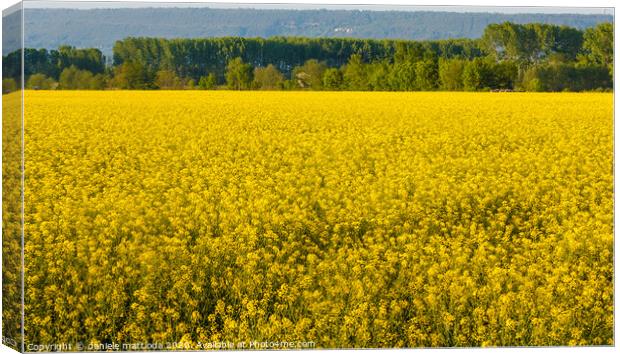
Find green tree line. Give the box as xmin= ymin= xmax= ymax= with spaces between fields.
xmin=3 ymin=22 xmax=613 ymax=93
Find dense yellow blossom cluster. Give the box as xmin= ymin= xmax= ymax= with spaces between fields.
xmin=20 ymin=91 xmax=612 ymax=348
xmin=3 ymin=92 xmax=23 ymax=348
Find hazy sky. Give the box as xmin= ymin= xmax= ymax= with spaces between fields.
xmin=22 ymin=1 xmax=614 ymax=15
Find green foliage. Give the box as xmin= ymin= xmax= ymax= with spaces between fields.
xmin=281 ymin=79 xmax=298 ymax=90
xmin=463 ymin=58 xmax=494 ymax=91
xmin=494 ymin=61 xmax=519 ymax=89
xmin=41 ymin=47 xmax=102 ymax=81
xmin=463 ymin=58 xmax=517 ymax=91
xmin=539 ymin=25 xmax=584 ymax=61
xmin=367 ymin=62 xmax=391 ymax=91
xmin=198 ymin=74 xmax=218 ymax=90
xmin=26 ymin=74 xmax=55 ymax=90
xmin=2 ymin=78 xmax=18 ymax=93
xmin=23 ymin=48 xmax=58 ymax=79
xmin=388 ymin=62 xmax=417 ymax=91
xmin=56 ymin=46 xmax=106 ymax=75
xmin=580 ymin=23 xmax=613 ymax=75
xmin=89 ymin=74 xmax=106 ymax=90
xmin=3 ymin=47 xmax=105 ymax=82
xmin=253 ymin=65 xmax=285 ymax=90
xmin=155 ymin=70 xmax=185 ymax=90
xmin=3 ymin=21 xmax=613 ymax=92
xmin=59 ymin=65 xmax=105 ymax=90
xmin=521 ymin=63 xmax=612 ymax=92
xmin=292 ymin=60 xmax=327 ymax=90
xmin=111 ymin=36 xmax=480 ymax=84
xmin=415 ymin=60 xmax=438 ymax=90
xmin=226 ymin=57 xmax=253 ymax=90
xmin=439 ymin=59 xmax=466 ymax=91
xmin=524 ymin=78 xmax=544 ymax=92
xmin=322 ymin=68 xmax=344 ymax=90
xmin=113 ymin=61 xmax=152 ymax=90
xmin=343 ymin=54 xmax=368 ymax=91
xmin=482 ymin=22 xmax=584 ymax=65
xmin=482 ymin=23 xmax=535 ymax=63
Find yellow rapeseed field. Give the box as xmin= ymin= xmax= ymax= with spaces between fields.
xmin=18 ymin=90 xmax=613 ymax=348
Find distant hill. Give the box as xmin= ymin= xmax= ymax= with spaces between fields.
xmin=3 ymin=7 xmax=613 ymax=56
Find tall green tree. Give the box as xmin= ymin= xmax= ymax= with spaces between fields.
xmin=537 ymin=25 xmax=583 ymax=61
xmin=253 ymin=64 xmax=284 ymax=90
xmin=482 ymin=23 xmax=539 ymax=64
xmin=438 ymin=59 xmax=466 ymax=91
xmin=387 ymin=62 xmax=416 ymax=91
xmin=198 ymin=74 xmax=218 ymax=90
xmin=113 ymin=60 xmax=152 ymax=89
xmin=26 ymin=74 xmax=55 ymax=90
xmin=581 ymin=22 xmax=613 ymax=75
xmin=367 ymin=62 xmax=391 ymax=91
xmin=57 ymin=45 xmax=105 ymax=75
xmin=292 ymin=59 xmax=327 ymax=90
xmin=415 ymin=60 xmax=438 ymax=90
xmin=155 ymin=70 xmax=184 ymax=89
xmin=322 ymin=68 xmax=344 ymax=90
xmin=225 ymin=57 xmax=253 ymax=90
xmin=494 ymin=61 xmax=518 ymax=89
xmin=463 ymin=58 xmax=494 ymax=91
xmin=343 ymin=54 xmax=368 ymax=91
xmin=58 ymin=65 xmax=104 ymax=90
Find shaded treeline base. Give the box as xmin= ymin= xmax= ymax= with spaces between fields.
xmin=2 ymin=22 xmax=613 ymax=93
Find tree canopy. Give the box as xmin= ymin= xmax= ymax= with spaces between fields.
xmin=3 ymin=22 xmax=613 ymax=93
